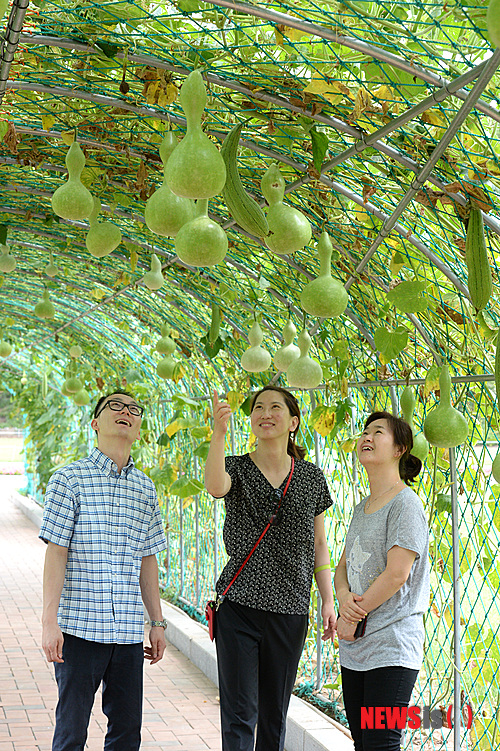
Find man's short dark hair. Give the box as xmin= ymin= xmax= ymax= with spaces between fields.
xmin=93 ymin=390 xmax=136 ymax=419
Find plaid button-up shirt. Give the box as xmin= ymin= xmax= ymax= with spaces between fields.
xmin=39 ymin=448 xmax=167 ymax=644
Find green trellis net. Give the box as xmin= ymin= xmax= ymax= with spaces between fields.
xmin=2 ymin=0 xmax=500 ymax=749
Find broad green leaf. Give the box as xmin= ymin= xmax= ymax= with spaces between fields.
xmin=386 ymin=281 xmax=428 ymax=313
xmin=169 ymin=476 xmax=204 ymax=498
xmin=374 ymin=326 xmax=408 ymax=363
xmin=310 ymin=127 xmax=329 ymax=173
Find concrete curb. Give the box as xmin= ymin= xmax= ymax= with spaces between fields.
xmin=10 ymin=490 xmax=353 ymax=751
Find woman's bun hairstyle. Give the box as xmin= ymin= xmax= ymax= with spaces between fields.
xmin=364 ymin=411 xmax=422 ymax=485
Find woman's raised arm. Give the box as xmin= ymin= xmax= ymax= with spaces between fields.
xmin=204 ymin=390 xmax=233 ymax=498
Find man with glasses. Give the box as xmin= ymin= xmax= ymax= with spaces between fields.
xmin=40 ymin=390 xmax=167 ymax=751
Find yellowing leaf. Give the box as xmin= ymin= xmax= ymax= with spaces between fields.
xmin=421 ymin=109 xmax=446 ymax=128
xmin=41 ymin=114 xmax=56 ymax=131
xmin=310 ymin=407 xmax=336 ymax=437
xmin=226 ymin=390 xmax=243 ymax=410
xmin=166 ymin=419 xmax=182 ymax=437
xmin=390 ymin=250 xmax=406 ymax=276
xmin=157 ymin=83 xmax=178 ymax=108
xmin=341 ymin=376 xmax=348 ymax=399
xmin=146 ymin=81 xmax=159 ymax=105
xmin=443 ymin=604 xmax=453 ymax=627
xmin=373 ymin=85 xmax=399 ymax=114
xmin=352 ymin=87 xmax=372 ymax=121
xmin=302 ymin=78 xmax=344 ymax=105
xmin=172 ymin=363 xmax=185 ymax=383
xmin=61 ymin=130 xmax=75 ymax=146
xmin=130 ymin=246 xmax=138 ymax=273
xmin=91 ymin=288 xmax=107 ymax=301
xmin=341 ymin=437 xmax=357 ymax=452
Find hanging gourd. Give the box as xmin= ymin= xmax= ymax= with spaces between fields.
xmin=286 ymin=329 xmax=323 ymax=389
xmin=491 ymin=452 xmax=500 ymax=483
xmin=400 ymin=385 xmax=429 ymax=462
xmin=51 ymin=141 xmax=94 ymax=221
xmin=273 ymin=319 xmax=300 ymax=372
xmin=156 ymin=326 xmax=177 ymax=379
xmin=423 ymin=364 xmax=469 ymax=448
xmin=175 ymin=199 xmax=228 ymax=267
xmin=240 ymin=320 xmax=272 ymax=373
xmin=69 ymin=344 xmax=83 ymax=359
xmin=260 ymin=164 xmax=312 ymax=255
xmin=85 ymin=197 xmax=122 ymax=258
xmin=0 ymin=244 xmax=16 ymax=273
xmin=0 ymin=0 xmax=8 ymax=19
xmin=20 ymin=371 xmax=28 ymax=386
xmin=166 ymin=69 xmax=226 ymax=199
xmin=487 ymin=0 xmax=500 ymax=47
xmin=73 ymin=387 xmax=90 ymax=406
xmin=145 ymin=132 xmax=195 ymax=236
xmin=221 ymin=122 xmax=269 ymax=238
xmin=300 ymin=231 xmax=348 ymax=318
xmin=45 ymin=251 xmax=59 ymax=278
xmin=156 ymin=325 xmax=176 ymax=356
xmin=465 ymin=204 xmax=491 ymax=311
xmin=0 ymin=337 xmax=12 ymax=358
xmin=34 ymin=289 xmax=55 ymax=319
xmin=142 ymin=253 xmax=164 ymax=290
xmin=63 ymin=374 xmax=83 ymax=394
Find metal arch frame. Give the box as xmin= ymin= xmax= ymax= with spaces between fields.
xmin=0 ymin=0 xmax=29 ymax=101
xmin=203 ymin=0 xmax=500 ymax=125
xmin=346 ymin=50 xmax=500 ymax=292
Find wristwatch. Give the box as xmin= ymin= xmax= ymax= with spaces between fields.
xmin=150 ymin=619 xmax=168 ymax=629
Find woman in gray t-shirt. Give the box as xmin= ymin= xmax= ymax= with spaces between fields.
xmin=334 ymin=411 xmax=430 ymax=751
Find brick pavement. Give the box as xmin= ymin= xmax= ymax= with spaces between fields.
xmin=0 ymin=484 xmax=221 ymax=751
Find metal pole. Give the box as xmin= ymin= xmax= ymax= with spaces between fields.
xmin=194 ymin=456 xmax=200 ymax=606
xmin=449 ymin=447 xmax=461 ymax=751
xmin=179 ymin=494 xmax=184 ymax=598
xmin=309 ymin=391 xmax=323 ymax=690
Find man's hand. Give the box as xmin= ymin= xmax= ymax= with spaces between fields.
xmin=144 ymin=626 xmax=166 ymax=664
xmin=42 ymin=623 xmax=64 ymax=663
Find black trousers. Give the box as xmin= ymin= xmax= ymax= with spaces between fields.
xmin=341 ymin=665 xmax=419 ymax=751
xmin=215 ymin=598 xmax=308 ymax=751
xmin=52 ymin=633 xmax=144 ymax=751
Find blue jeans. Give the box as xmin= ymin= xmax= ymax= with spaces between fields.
xmin=341 ymin=665 xmax=419 ymax=751
xmin=52 ymin=633 xmax=143 ymax=751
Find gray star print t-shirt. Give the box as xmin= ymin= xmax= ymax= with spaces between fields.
xmin=339 ymin=486 xmax=430 ymax=671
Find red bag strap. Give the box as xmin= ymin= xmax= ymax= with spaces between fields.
xmin=221 ymin=456 xmax=295 ymax=597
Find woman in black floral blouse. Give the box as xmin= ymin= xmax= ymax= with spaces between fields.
xmin=204 ymin=385 xmax=336 ymax=751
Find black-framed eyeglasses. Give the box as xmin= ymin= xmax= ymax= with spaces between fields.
xmin=95 ymin=399 xmax=144 ymax=419
xmin=269 ymin=488 xmax=283 ymax=526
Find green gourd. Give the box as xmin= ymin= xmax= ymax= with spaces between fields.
xmin=156 ymin=325 xmax=176 ymax=355
xmin=487 ymin=0 xmax=500 ymax=47
xmin=209 ymin=303 xmax=221 ymax=345
xmin=400 ymin=386 xmax=429 ymax=462
xmin=0 ymin=0 xmax=8 ymax=18
xmin=157 ymin=356 xmax=176 ymax=379
xmin=261 ymin=164 xmax=312 ymax=255
xmin=300 ymin=232 xmax=348 ymax=318
xmin=69 ymin=344 xmax=83 ymax=359
xmin=166 ymin=70 xmax=226 ymax=199
xmin=0 ymin=338 xmax=12 ymax=358
xmin=51 ymin=142 xmax=94 ymax=221
xmin=423 ymin=365 xmax=469 ymax=448
xmin=273 ymin=319 xmax=300 ymax=372
xmin=465 ymin=206 xmax=491 ymax=311
xmin=221 ymin=122 xmax=269 ymax=238
xmin=145 ymin=132 xmax=195 ymax=237
xmin=20 ymin=371 xmax=28 ymax=386
xmin=240 ymin=321 xmax=272 ymax=373
xmin=492 ymin=452 xmax=500 ymax=483
xmin=286 ymin=329 xmax=322 ymax=389
xmin=34 ymin=290 xmax=55 ymax=319
xmin=0 ymin=244 xmax=16 ymax=273
xmin=142 ymin=253 xmax=164 ymax=291
xmin=45 ymin=251 xmax=59 ymax=278
xmin=73 ymin=388 xmax=90 ymax=406
xmin=175 ymin=199 xmax=228 ymax=267
xmin=63 ymin=375 xmax=83 ymax=394
xmin=85 ymin=197 xmax=122 ymax=258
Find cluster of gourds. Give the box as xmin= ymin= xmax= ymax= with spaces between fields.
xmin=155 ymin=325 xmax=178 ymax=380
xmin=61 ymin=345 xmax=91 ymax=406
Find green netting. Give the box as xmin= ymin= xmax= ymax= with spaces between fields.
xmin=2 ymin=0 xmax=500 ymax=748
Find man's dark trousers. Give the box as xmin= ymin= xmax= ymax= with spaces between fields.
xmin=52 ymin=633 xmax=143 ymax=751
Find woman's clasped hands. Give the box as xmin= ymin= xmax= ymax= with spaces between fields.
xmin=337 ymin=592 xmax=366 ymax=642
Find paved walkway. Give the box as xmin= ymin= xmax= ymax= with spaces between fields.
xmin=0 ymin=481 xmax=221 ymax=751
